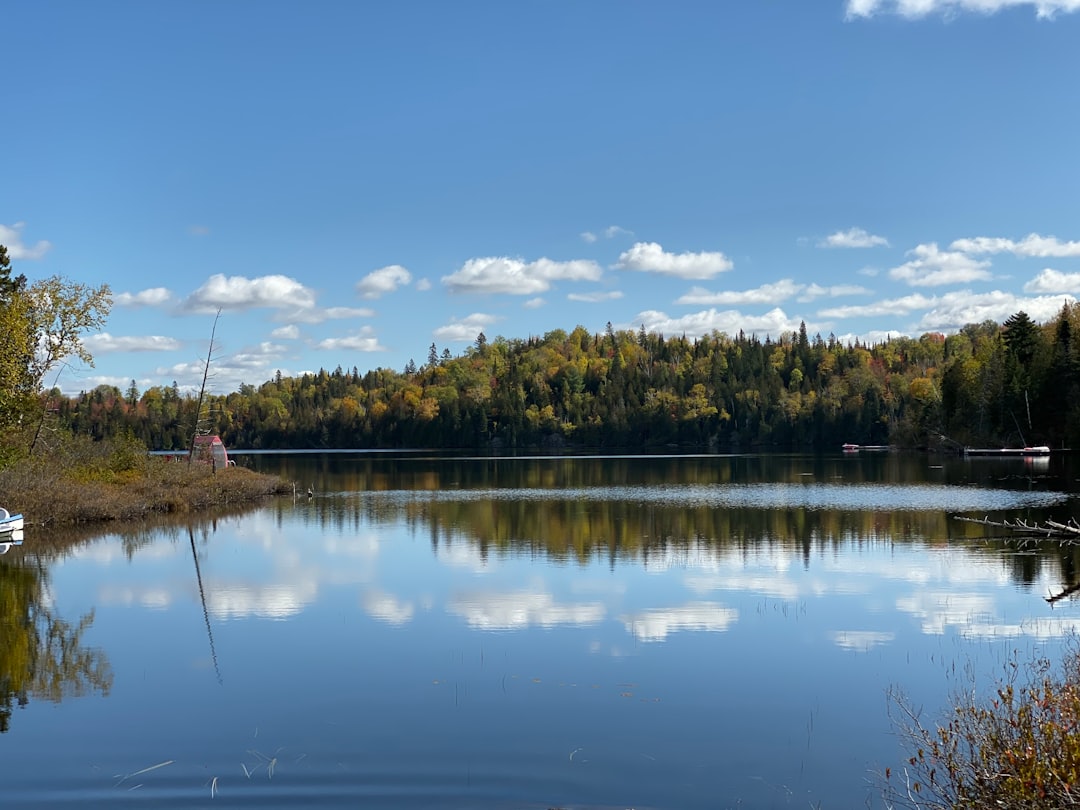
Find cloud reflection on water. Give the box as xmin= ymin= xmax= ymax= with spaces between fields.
xmin=621 ymin=602 xmax=739 ymax=642
xmin=448 ymin=588 xmax=605 ymax=630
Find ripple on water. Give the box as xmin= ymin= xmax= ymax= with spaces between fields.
xmin=368 ymin=483 xmax=1069 ymax=512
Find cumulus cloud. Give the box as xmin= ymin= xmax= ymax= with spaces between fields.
xmin=915 ymin=290 xmax=1074 ymax=332
xmin=819 ymin=293 xmax=937 ymax=319
xmin=676 ymin=279 xmax=804 ymax=306
xmin=356 ymin=264 xmax=412 ymax=299
xmin=415 ymin=278 xmax=432 ymax=292
xmin=633 ymin=307 xmax=809 ymax=339
xmin=271 ymin=324 xmax=300 ymax=339
xmin=567 ymin=290 xmax=624 ymax=303
xmin=155 ymin=342 xmax=293 ymax=393
xmin=1024 ymin=268 xmax=1080 ymax=294
xmin=315 ymin=326 xmax=386 ymax=352
xmin=581 ymin=225 xmax=633 ymax=243
xmin=442 ymin=256 xmax=602 ymax=295
xmin=615 ymin=242 xmax=733 ymax=279
xmin=951 ymin=233 xmax=1080 ymax=258
xmin=889 ymin=243 xmax=992 ymax=287
xmin=284 ymin=306 xmax=375 ymax=324
xmin=0 ymin=222 xmax=51 ymax=260
xmin=83 ymin=333 xmax=183 ymax=353
xmin=184 ymin=274 xmax=317 ymax=313
xmin=797 ymin=283 xmax=873 ymax=303
xmin=846 ymin=0 xmax=1080 ymax=19
xmin=818 ymin=227 xmax=889 ymax=249
xmin=523 ymin=297 xmax=546 ymax=309
xmin=433 ymin=313 xmax=501 ymax=342
xmin=230 ymin=342 xmax=289 ymax=368
xmin=114 ymin=287 xmax=173 ymax=308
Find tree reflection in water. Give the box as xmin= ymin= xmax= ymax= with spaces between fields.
xmin=0 ymin=555 xmax=112 ymax=733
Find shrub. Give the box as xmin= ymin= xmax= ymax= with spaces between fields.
xmin=885 ymin=644 xmax=1080 ymax=809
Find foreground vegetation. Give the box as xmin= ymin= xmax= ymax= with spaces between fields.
xmin=54 ymin=306 xmax=1080 ymax=452
xmin=887 ymin=644 xmax=1080 ymax=810
xmin=0 ymin=431 xmax=289 ymax=527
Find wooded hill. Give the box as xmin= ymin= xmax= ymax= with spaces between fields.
xmin=55 ymin=306 xmax=1080 ymax=451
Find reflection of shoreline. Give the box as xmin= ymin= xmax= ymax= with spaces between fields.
xmin=300 ymin=491 xmax=1080 ymax=596
xmin=0 ymin=559 xmax=113 ymax=733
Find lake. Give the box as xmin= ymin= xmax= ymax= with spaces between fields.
xmin=3 ymin=451 xmax=1080 ymax=808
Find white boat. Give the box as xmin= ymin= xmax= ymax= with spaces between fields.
xmin=0 ymin=507 xmax=24 ymax=535
xmin=0 ymin=528 xmax=23 ymax=554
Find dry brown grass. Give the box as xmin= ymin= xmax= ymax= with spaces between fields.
xmin=0 ymin=433 xmax=289 ymax=526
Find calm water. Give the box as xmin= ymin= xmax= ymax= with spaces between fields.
xmin=3 ymin=451 xmax=1080 ymax=808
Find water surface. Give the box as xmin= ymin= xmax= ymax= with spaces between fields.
xmin=3 ymin=451 xmax=1079 ymax=808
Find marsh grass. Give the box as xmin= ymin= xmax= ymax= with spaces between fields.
xmin=0 ymin=431 xmax=289 ymax=526
xmin=885 ymin=641 xmax=1080 ymax=809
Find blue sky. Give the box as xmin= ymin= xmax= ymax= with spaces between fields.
xmin=5 ymin=0 xmax=1080 ymax=395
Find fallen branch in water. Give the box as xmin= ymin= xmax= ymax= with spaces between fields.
xmin=954 ymin=514 xmax=1080 ymax=539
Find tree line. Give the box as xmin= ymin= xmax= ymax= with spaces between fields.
xmin=52 ymin=306 xmax=1080 ymax=452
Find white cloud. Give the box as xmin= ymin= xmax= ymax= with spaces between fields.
xmin=523 ymin=297 xmax=546 ymax=309
xmin=415 ymin=278 xmax=432 ymax=292
xmin=633 ymin=307 xmax=809 ymax=339
xmin=797 ymin=283 xmax=872 ymax=303
xmin=889 ymin=243 xmax=992 ymax=287
xmin=951 ymin=233 xmax=1080 ymax=258
xmin=315 ymin=327 xmax=386 ymax=352
xmin=0 ymin=222 xmax=51 ymax=260
xmin=567 ymin=290 xmax=624 ymax=303
xmin=604 ymin=225 xmax=634 ymax=239
xmin=284 ymin=306 xmax=375 ymax=324
xmin=184 ymin=274 xmax=317 ymax=313
xmin=819 ymin=293 xmax=936 ymax=319
xmin=580 ymin=231 xmax=598 ymax=243
xmin=824 ymin=289 xmax=1074 ymax=330
xmin=356 ymin=264 xmax=412 ymax=299
xmin=83 ymin=333 xmax=183 ymax=353
xmin=846 ymin=0 xmax=1080 ymax=19
xmin=676 ymin=279 xmax=803 ymax=306
xmin=114 ymin=287 xmax=173 ymax=308
xmin=1024 ymin=268 xmax=1080 ymax=293
xmin=818 ymin=227 xmax=889 ymax=249
xmin=271 ymin=324 xmax=300 ymax=339
xmin=230 ymin=342 xmax=289 ymax=368
xmin=615 ymin=241 xmax=733 ymax=280
xmin=916 ymin=290 xmax=1074 ymax=331
xmin=442 ymin=256 xmax=602 ymax=295
xmin=433 ymin=313 xmax=501 ymax=342
xmin=154 ymin=342 xmax=293 ymax=393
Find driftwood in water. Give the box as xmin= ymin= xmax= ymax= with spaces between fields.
xmin=954 ymin=515 xmax=1080 ymax=604
xmin=954 ymin=515 xmax=1080 ymax=540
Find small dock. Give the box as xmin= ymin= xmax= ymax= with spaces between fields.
xmin=963 ymin=445 xmax=1050 ymax=456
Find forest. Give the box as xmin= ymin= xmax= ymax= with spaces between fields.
xmin=51 ymin=305 xmax=1080 ymax=453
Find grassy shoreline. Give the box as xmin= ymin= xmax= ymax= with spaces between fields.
xmin=0 ymin=433 xmax=290 ymax=527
